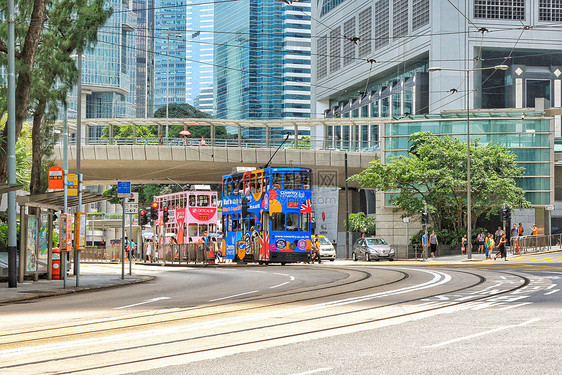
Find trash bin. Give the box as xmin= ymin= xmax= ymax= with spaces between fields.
xmin=52 ymin=248 xmax=61 ymax=279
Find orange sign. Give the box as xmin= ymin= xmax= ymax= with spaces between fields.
xmin=67 ymin=174 xmax=78 ymax=196
xmin=48 ymin=166 xmax=64 ymax=190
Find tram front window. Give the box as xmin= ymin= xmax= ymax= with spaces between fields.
xmin=284 ymin=173 xmax=299 ymax=190
xmin=301 ymin=213 xmax=311 ymax=231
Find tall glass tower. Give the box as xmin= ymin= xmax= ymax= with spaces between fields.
xmin=154 ymin=0 xmax=214 ymax=114
xmin=214 ymin=0 xmax=311 ymax=120
xmin=134 ymin=0 xmax=155 ymax=118
xmin=65 ymin=0 xmax=136 ymax=137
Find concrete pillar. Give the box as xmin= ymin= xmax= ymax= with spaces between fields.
xmin=211 ymin=124 xmax=216 ymax=146
xmin=238 ymin=126 xmax=242 ymax=147
xmin=133 ymin=123 xmax=137 ymax=145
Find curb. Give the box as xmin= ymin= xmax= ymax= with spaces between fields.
xmin=0 ymin=275 xmax=154 ymax=305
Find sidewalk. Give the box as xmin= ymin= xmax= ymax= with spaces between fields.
xmin=0 ymin=267 xmax=152 ymax=304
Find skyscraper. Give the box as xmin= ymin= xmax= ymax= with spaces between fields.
xmin=214 ymin=0 xmax=312 ymax=120
xmin=134 ymin=0 xmax=155 ymax=118
xmin=153 ymin=0 xmax=214 ymax=115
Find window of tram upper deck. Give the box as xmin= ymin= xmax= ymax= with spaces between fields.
xmin=272 ymin=173 xmax=283 ymax=189
xmin=197 ymin=195 xmax=209 ymax=207
xmin=189 ymin=195 xmax=196 ymax=207
xmin=301 ymin=171 xmax=311 ymax=190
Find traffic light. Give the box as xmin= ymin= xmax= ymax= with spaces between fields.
xmin=151 ymin=202 xmax=158 ymax=220
xmin=501 ymin=207 xmax=511 ymax=221
xmin=420 ymin=210 xmax=429 ymax=224
xmin=163 ymin=207 xmax=169 ymax=223
xmin=139 ymin=210 xmax=147 ymax=225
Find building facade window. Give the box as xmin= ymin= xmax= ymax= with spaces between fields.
xmin=317 ymin=34 xmax=328 ymax=79
xmin=474 ymin=0 xmax=525 ymax=20
xmin=539 ymin=0 xmax=562 ymax=21
xmin=358 ymin=7 xmax=372 ymax=57
xmin=375 ymin=0 xmax=390 ymax=50
xmin=343 ymin=17 xmax=357 ymax=66
xmin=329 ymin=27 xmax=341 ymax=73
xmin=393 ymin=0 xmax=409 ymax=39
xmin=412 ymin=0 xmax=429 ymax=30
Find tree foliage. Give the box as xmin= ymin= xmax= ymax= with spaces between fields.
xmin=350 ymin=131 xmax=531 ymax=234
xmin=346 ymin=212 xmax=376 ymax=235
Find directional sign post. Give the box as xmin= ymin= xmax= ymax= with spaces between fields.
xmin=117 ymin=181 xmax=131 ymax=198
xmin=124 ymin=192 xmax=138 ymax=214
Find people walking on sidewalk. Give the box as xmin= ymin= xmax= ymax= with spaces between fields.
xmin=518 ymin=223 xmax=524 ymax=236
xmin=146 ymin=239 xmax=152 ymax=263
xmin=494 ymin=233 xmax=508 ymax=261
xmin=461 ymin=234 xmax=467 ymax=255
xmin=486 ymin=234 xmax=495 ymax=260
xmin=531 ymin=224 xmax=538 ymax=235
xmin=495 ymin=226 xmax=504 ymax=245
xmin=477 ymin=232 xmax=485 ymax=254
xmin=429 ymin=231 xmax=438 ymax=258
xmin=420 ymin=232 xmax=428 ymax=259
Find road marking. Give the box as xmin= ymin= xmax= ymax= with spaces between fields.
xmin=291 ymin=368 xmax=333 ymax=375
xmin=545 ymin=284 xmax=556 ymax=290
xmin=424 ymin=318 xmax=540 ymax=348
xmin=208 ymin=290 xmax=258 ymax=302
xmin=270 ymin=281 xmax=290 ymax=289
xmin=544 ymin=289 xmax=560 ymax=295
xmin=0 ymin=269 xmax=450 ymax=359
xmin=113 ymin=297 xmax=170 ymax=310
xmin=495 ymin=302 xmax=531 ymax=310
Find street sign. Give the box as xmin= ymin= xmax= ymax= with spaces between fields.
xmin=124 ymin=192 xmax=138 ymax=214
xmin=75 ymin=212 xmax=86 ymax=250
xmin=67 ymin=174 xmax=78 ymax=196
xmin=546 ymin=204 xmax=555 ymax=211
xmin=117 ymin=181 xmax=131 ymax=198
xmin=48 ymin=166 xmax=64 ymax=190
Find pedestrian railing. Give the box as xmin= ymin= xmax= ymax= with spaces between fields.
xmin=156 ymin=243 xmax=211 ymax=265
xmin=510 ymin=234 xmax=562 ymax=255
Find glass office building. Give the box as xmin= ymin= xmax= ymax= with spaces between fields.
xmin=214 ymin=0 xmax=312 ymax=120
xmin=382 ymin=110 xmax=554 ymax=207
xmin=134 ymin=0 xmax=155 ymax=118
xmin=153 ymin=0 xmax=214 ymax=114
xmin=65 ymin=0 xmax=137 ymax=138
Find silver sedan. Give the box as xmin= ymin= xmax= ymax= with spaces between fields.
xmin=352 ymin=237 xmax=395 ymax=261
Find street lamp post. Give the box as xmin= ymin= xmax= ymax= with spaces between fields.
xmin=428 ymin=64 xmax=508 ymax=259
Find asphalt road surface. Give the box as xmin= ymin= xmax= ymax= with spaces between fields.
xmin=0 ymin=254 xmax=560 ymax=375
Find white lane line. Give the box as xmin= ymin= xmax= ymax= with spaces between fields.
xmin=208 ymin=290 xmax=258 ymax=302
xmin=290 ymin=276 xmax=295 ymax=281
xmin=424 ymin=318 xmax=540 ymax=348
xmin=544 ymin=289 xmax=560 ymax=296
xmin=291 ymin=368 xmax=333 ymax=375
xmin=113 ymin=297 xmax=170 ymax=310
xmin=496 ymin=302 xmax=531 ymax=311
xmin=545 ymin=284 xmax=556 ymax=290
xmin=273 ymin=272 xmax=290 ymax=277
xmin=269 ymin=281 xmax=290 ymax=289
xmin=0 ymin=269 xmax=450 ymax=359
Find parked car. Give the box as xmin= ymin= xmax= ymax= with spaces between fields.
xmin=318 ymin=235 xmax=336 ymax=261
xmin=352 ymin=237 xmax=395 ymax=261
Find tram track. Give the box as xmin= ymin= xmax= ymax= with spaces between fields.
xmin=0 ymin=268 xmax=531 ymax=374
xmin=0 ymin=267 xmax=402 ymax=346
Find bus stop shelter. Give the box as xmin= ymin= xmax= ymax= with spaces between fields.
xmin=16 ymin=191 xmax=109 ymax=283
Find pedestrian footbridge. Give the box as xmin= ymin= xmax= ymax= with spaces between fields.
xmin=53 ymin=118 xmax=381 ymax=186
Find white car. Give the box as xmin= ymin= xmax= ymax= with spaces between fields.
xmin=317 ymin=235 xmax=336 ymax=261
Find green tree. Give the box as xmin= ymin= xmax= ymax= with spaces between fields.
xmin=350 ymin=132 xmax=531 ymax=235
xmin=346 ymin=213 xmax=376 ymax=235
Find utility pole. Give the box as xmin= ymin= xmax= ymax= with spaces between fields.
xmin=345 ymin=153 xmax=350 ymax=259
xmin=6 ymin=0 xmax=17 ymax=287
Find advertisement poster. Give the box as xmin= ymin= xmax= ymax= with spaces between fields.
xmin=26 ymin=216 xmax=38 ymax=272
xmin=37 ymin=213 xmax=49 ymax=273
xmin=76 ymin=212 xmax=86 ymax=250
xmin=60 ymin=214 xmax=67 ymax=250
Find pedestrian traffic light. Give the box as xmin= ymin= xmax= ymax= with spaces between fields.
xmin=163 ymin=207 xmax=169 ymax=223
xmin=151 ymin=202 xmax=158 ymax=219
xmin=139 ymin=210 xmax=147 ymax=225
xmin=420 ymin=210 xmax=429 ymax=224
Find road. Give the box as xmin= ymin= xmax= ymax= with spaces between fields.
xmin=0 ymin=254 xmax=561 ymax=375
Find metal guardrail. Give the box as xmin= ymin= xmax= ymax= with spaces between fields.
xmin=156 ymin=243 xmax=213 ymax=264
xmin=64 ymin=137 xmax=380 ymax=152
xmin=511 ymin=234 xmax=562 ymax=255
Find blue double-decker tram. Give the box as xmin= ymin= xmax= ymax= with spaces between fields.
xmin=221 ymin=168 xmax=313 ymax=264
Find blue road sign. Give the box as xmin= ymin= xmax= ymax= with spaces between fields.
xmin=117 ymin=182 xmax=131 ymax=198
